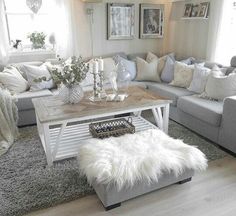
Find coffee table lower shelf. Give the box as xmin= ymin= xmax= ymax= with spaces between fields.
xmin=43 ymin=116 xmax=157 ymax=163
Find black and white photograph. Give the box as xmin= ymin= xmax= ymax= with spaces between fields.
xmin=107 ymin=3 xmax=135 ymax=40
xmin=198 ymin=2 xmax=210 ymax=18
xmin=191 ymin=4 xmax=200 ymax=17
xmin=183 ymin=3 xmax=193 ymax=17
xmin=140 ymin=4 xmax=164 ymax=39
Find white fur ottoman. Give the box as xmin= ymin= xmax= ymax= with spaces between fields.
xmin=78 ymin=129 xmax=207 ymax=210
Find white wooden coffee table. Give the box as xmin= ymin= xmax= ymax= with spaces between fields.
xmin=32 ymin=86 xmax=172 ymax=166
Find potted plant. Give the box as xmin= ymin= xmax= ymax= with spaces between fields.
xmin=50 ymin=56 xmax=89 ymax=104
xmin=28 ymin=32 xmax=46 ymax=49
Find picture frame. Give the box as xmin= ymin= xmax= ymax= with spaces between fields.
xmin=198 ymin=2 xmax=210 ymax=18
xmin=107 ymin=3 xmax=135 ymax=40
xmin=191 ymin=4 xmax=200 ymax=17
xmin=139 ymin=4 xmax=164 ymax=39
xmin=183 ymin=3 xmax=192 ymax=18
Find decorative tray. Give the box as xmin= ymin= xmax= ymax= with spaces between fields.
xmin=89 ymin=117 xmax=135 ymax=139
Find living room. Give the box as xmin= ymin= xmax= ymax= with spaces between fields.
xmin=0 ymin=0 xmax=236 ymax=216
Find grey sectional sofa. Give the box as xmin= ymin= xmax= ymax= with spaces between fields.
xmin=1 ymin=53 xmax=236 ymax=154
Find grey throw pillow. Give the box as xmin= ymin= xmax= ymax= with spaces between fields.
xmin=161 ymin=55 xmax=175 ymax=83
xmin=180 ymin=57 xmax=195 ymax=65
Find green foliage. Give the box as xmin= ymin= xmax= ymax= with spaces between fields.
xmin=28 ymin=32 xmax=46 ymax=49
xmin=34 ymin=56 xmax=89 ymax=87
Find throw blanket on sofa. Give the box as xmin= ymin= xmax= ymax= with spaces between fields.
xmin=0 ymin=88 xmax=18 ymax=156
xmin=78 ymin=129 xmax=208 ymax=190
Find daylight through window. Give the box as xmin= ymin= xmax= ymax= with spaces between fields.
xmin=4 ymin=0 xmax=55 ymax=51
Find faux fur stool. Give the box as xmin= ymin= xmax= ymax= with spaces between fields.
xmin=78 ymin=129 xmax=207 ymax=210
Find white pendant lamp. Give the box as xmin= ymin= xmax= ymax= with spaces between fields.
xmin=26 ymin=0 xmax=42 ymax=14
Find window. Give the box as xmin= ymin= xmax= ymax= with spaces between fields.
xmin=4 ymin=0 xmax=55 ymax=52
xmin=214 ymin=0 xmax=236 ymax=65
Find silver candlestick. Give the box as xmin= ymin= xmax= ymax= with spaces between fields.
xmin=99 ymin=70 xmax=107 ymax=99
xmin=89 ymin=72 xmax=101 ymax=102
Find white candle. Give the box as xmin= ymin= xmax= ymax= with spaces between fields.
xmin=98 ymin=58 xmax=104 ymax=71
xmin=93 ymin=60 xmax=99 ymax=74
xmin=89 ymin=61 xmax=94 ymax=74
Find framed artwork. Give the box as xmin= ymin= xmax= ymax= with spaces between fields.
xmin=183 ymin=4 xmax=192 ymax=17
xmin=107 ymin=3 xmax=135 ymax=40
xmin=191 ymin=4 xmax=200 ymax=17
xmin=198 ymin=2 xmax=210 ymax=18
xmin=139 ymin=4 xmax=164 ymax=39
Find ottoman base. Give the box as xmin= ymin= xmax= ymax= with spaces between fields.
xmin=92 ymin=169 xmax=194 ymax=211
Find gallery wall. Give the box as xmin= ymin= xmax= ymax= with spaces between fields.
xmin=77 ymin=0 xmax=172 ymax=58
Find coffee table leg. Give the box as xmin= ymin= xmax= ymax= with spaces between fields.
xmin=52 ymin=123 xmax=67 ymax=161
xmin=36 ymin=116 xmax=53 ymax=166
xmin=133 ymin=111 xmax=142 ymax=116
xmin=163 ymin=104 xmax=170 ymax=134
xmin=152 ymin=107 xmax=163 ymax=131
xmin=152 ymin=104 xmax=170 ymax=134
xmin=42 ymin=124 xmax=53 ymax=166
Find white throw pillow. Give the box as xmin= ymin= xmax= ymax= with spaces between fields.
xmin=188 ymin=64 xmax=211 ymax=93
xmin=202 ymin=70 xmax=236 ymax=101
xmin=23 ymin=64 xmax=55 ymax=91
xmin=146 ymin=52 xmax=158 ymax=62
xmin=0 ymin=66 xmax=28 ymax=93
xmin=170 ymin=62 xmax=194 ymax=88
xmin=136 ymin=57 xmax=160 ymax=82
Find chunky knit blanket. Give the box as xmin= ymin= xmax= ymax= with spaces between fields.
xmin=0 ymin=87 xmax=18 ymax=156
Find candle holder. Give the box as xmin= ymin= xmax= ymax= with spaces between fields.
xmin=89 ymin=58 xmax=106 ymax=102
xmin=99 ymin=70 xmax=107 ymax=99
xmin=89 ymin=71 xmax=101 ymax=102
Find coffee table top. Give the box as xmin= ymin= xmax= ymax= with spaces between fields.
xmin=32 ymin=86 xmax=172 ymax=123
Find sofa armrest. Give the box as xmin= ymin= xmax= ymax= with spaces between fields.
xmin=218 ymin=96 xmax=236 ymax=153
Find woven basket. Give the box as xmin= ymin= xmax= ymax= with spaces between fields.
xmin=89 ymin=117 xmax=135 ymax=139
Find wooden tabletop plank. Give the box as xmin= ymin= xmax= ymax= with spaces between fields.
xmin=32 ymin=86 xmax=172 ymax=123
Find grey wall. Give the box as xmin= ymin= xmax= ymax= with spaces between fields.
xmin=167 ymin=0 xmax=211 ymax=60
xmin=78 ymin=0 xmax=172 ymax=58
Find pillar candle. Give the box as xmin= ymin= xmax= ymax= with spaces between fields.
xmin=93 ymin=60 xmax=99 ymax=74
xmin=98 ymin=58 xmax=104 ymax=71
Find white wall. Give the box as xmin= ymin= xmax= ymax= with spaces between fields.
xmin=167 ymin=0 xmax=211 ymax=60
xmin=77 ymin=0 xmax=172 ymax=58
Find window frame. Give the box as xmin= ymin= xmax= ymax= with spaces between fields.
xmin=3 ymin=0 xmax=55 ymax=55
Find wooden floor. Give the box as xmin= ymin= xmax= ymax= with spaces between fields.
xmin=26 ymin=156 xmax=236 ymax=216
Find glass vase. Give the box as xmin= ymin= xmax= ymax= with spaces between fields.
xmin=116 ymin=62 xmax=131 ymax=95
xmin=59 ymin=84 xmax=84 ymax=104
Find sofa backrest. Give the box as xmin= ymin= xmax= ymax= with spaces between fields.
xmin=225 ymin=56 xmax=236 ymax=75
xmin=0 ymin=61 xmax=43 ymax=72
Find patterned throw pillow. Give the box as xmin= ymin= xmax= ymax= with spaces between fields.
xmin=170 ymin=62 xmax=194 ymax=88
xmin=23 ymin=64 xmax=55 ymax=91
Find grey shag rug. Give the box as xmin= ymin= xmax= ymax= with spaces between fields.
xmin=0 ymin=117 xmax=227 ymax=216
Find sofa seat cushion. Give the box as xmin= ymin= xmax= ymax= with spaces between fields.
xmin=16 ymin=89 xmax=53 ymax=111
xmin=177 ymin=95 xmax=223 ymax=126
xmin=145 ymin=82 xmax=194 ymax=106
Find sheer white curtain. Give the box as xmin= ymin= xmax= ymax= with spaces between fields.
xmin=51 ymin=0 xmax=80 ymax=59
xmin=207 ymin=0 xmax=236 ymax=65
xmin=0 ymin=0 xmax=10 ymax=64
